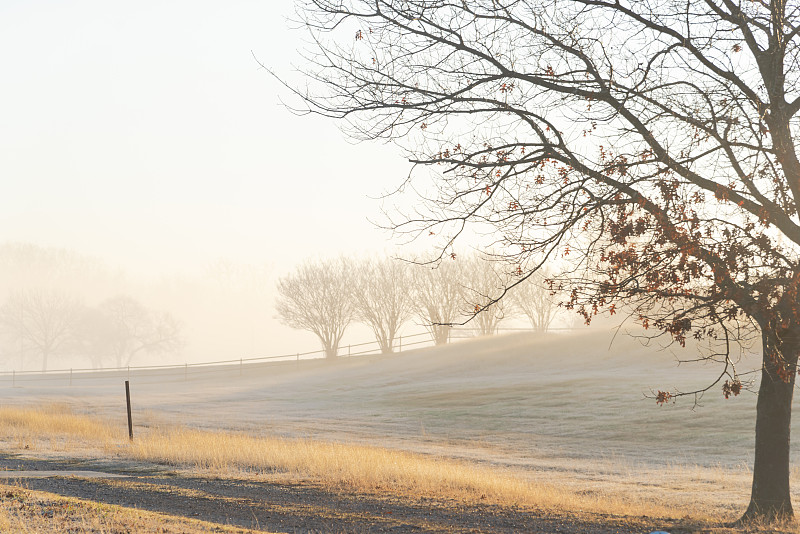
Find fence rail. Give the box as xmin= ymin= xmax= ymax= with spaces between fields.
xmin=0 ymin=326 xmax=573 ymax=386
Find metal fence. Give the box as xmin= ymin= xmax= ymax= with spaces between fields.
xmin=0 ymin=327 xmax=570 ymax=387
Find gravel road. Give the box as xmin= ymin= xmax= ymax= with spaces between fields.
xmin=0 ymin=452 xmax=673 ymax=533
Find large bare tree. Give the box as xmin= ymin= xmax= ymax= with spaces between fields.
xmin=291 ymin=0 xmax=800 ymax=521
xmin=275 ymin=257 xmax=356 ymax=358
xmin=352 ymin=257 xmax=414 ymax=353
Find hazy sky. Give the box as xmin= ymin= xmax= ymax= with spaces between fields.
xmin=0 ymin=1 xmax=407 ymax=276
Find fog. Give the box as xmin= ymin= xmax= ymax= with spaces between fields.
xmin=0 ymin=1 xmax=405 ymax=276
xmin=0 ymin=241 xmax=575 ymax=372
xmin=0 ymin=328 xmax=786 ymax=514
xmin=1 ymin=3 xmax=565 ymax=373
xmin=0 ymin=242 xmax=405 ymax=370
xmin=0 ymin=1 xmax=419 ymax=368
xmin=2 ymin=3 xmax=797 ymax=527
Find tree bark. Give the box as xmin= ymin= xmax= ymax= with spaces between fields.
xmin=432 ymin=325 xmax=450 ymax=345
xmin=379 ymin=339 xmax=393 ymax=354
xmin=741 ymin=330 xmax=796 ymax=522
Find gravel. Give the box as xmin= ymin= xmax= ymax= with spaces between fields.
xmin=0 ymin=452 xmax=668 ymax=533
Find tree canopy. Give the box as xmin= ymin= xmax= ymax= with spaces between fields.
xmin=275 ymin=257 xmax=356 ymax=358
xmin=290 ymin=0 xmax=800 ymax=522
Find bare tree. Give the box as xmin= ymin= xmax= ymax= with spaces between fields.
xmin=508 ymin=268 xmax=559 ymax=333
xmin=412 ymin=259 xmax=466 ymax=345
xmin=463 ymin=255 xmax=510 ymax=336
xmin=0 ymin=290 xmax=82 ymax=371
xmin=275 ymin=257 xmax=356 ymax=358
xmin=352 ymin=257 xmax=414 ymax=353
xmin=71 ymin=306 xmax=115 ymax=369
xmin=99 ymin=296 xmax=182 ymax=368
xmin=292 ymin=0 xmax=800 ymax=521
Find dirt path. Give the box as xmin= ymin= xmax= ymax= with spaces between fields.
xmin=0 ymin=452 xmax=670 ymax=533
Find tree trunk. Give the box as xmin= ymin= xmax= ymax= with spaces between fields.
xmin=741 ymin=330 xmax=796 ymax=522
xmin=432 ymin=324 xmax=450 ymax=345
xmin=379 ymin=338 xmax=393 ymax=354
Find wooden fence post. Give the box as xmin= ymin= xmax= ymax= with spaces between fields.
xmin=125 ymin=380 xmax=133 ymax=441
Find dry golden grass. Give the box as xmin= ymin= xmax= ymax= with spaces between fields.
xmin=0 ymin=405 xmax=685 ymax=518
xmin=126 ymin=425 xmax=681 ymax=518
xmin=0 ymin=404 xmax=120 ymax=452
xmin=0 ymin=483 xmax=265 ymax=533
xmin=2 ymin=403 xmax=792 ymax=531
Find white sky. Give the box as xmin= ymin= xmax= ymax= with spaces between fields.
xmin=0 ymin=0 xmax=409 ymax=277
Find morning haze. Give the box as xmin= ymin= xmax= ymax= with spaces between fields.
xmin=0 ymin=0 xmax=406 ymax=361
xmin=0 ymin=1 xmax=794 ymax=533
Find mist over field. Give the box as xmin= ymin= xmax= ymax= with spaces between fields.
xmin=4 ymin=236 xmax=759 ymax=466
xmin=0 ymin=243 xmax=287 ymax=370
xmin=0 ymin=240 xmax=773 ymax=508
xmin=0 ymin=328 xmax=758 ymax=466
xmin=0 ymin=241 xmax=580 ymax=373
xmin=6 ymin=1 xmax=800 ymax=530
xmin=0 ymin=326 xmax=790 ymax=519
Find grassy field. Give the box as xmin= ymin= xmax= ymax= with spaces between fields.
xmin=1 ymin=405 xmax=799 ymax=532
xmin=0 ymin=329 xmax=772 ymax=469
xmin=0 ymin=330 xmax=797 ymax=530
xmin=0 ymin=404 xmax=677 ymax=517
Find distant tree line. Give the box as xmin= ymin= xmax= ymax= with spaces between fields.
xmin=0 ymin=243 xmax=182 ymax=371
xmin=275 ymin=254 xmax=566 ymax=358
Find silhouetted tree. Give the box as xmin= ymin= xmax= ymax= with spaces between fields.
xmin=509 ymin=268 xmax=559 ymax=333
xmin=275 ymin=257 xmax=356 ymax=358
xmin=463 ymin=255 xmax=510 ymax=336
xmin=0 ymin=290 xmax=81 ymax=371
xmin=412 ymin=259 xmax=466 ymax=345
xmin=352 ymin=257 xmax=414 ymax=353
xmin=71 ymin=306 xmax=115 ymax=369
xmin=99 ymin=296 xmax=182 ymax=368
xmin=294 ymin=0 xmax=800 ymax=521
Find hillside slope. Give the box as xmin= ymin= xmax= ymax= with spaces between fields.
xmin=0 ymin=328 xmax=769 ymax=470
